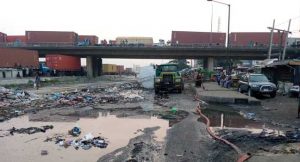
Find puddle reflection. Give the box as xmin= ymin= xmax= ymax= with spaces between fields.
xmin=0 ymin=112 xmax=169 ymax=162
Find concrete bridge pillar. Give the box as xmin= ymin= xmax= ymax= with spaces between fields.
xmin=86 ymin=56 xmax=102 ymax=78
xmin=203 ymin=57 xmax=214 ymax=71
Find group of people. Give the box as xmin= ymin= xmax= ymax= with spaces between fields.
xmin=217 ymin=72 xmax=233 ymax=88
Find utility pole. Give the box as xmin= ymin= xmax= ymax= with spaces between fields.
xmin=282 ymin=19 xmax=291 ymax=60
xmin=268 ymin=19 xmax=275 ymax=59
xmin=267 ymin=26 xmax=292 ymax=60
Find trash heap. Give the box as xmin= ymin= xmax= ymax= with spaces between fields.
xmin=8 ymin=125 xmax=54 ymax=135
xmin=0 ymin=86 xmax=40 ymax=108
xmin=0 ymin=87 xmax=40 ymax=120
xmin=46 ymin=82 xmax=144 ymax=106
xmin=0 ymin=82 xmax=144 ymax=121
xmin=45 ymin=127 xmax=108 ymax=150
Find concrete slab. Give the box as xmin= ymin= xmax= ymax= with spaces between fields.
xmin=196 ymin=82 xmax=260 ymax=105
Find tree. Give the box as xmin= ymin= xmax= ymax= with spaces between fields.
xmin=168 ymin=59 xmax=190 ymax=70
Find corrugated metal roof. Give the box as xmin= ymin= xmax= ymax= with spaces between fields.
xmin=266 ymin=59 xmax=300 ymax=67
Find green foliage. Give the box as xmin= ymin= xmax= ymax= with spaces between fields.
xmin=168 ymin=59 xmax=190 ymax=70
xmin=198 ymin=68 xmax=215 ymax=80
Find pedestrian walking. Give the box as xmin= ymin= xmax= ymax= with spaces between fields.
xmin=195 ymin=73 xmax=203 ymax=87
xmin=35 ymin=73 xmax=41 ymax=90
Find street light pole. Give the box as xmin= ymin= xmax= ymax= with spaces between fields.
xmin=207 ymin=0 xmax=230 ymax=48
xmin=207 ymin=0 xmax=231 ymax=69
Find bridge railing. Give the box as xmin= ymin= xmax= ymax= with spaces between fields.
xmin=0 ymin=42 xmax=76 ymax=47
xmin=0 ymin=42 xmax=297 ymax=50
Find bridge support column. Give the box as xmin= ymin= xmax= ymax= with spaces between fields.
xmin=203 ymin=57 xmax=214 ymax=71
xmin=86 ymin=56 xmax=102 ymax=78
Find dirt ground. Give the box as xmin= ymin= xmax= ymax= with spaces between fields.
xmin=1 ymin=77 xmax=300 ymax=162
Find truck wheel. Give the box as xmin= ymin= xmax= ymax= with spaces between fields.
xmin=238 ymin=86 xmax=242 ymax=93
xmin=248 ymin=89 xmax=253 ymax=97
xmin=270 ymin=92 xmax=276 ymax=98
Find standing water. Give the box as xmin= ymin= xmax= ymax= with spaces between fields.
xmin=0 ymin=113 xmax=169 ymax=162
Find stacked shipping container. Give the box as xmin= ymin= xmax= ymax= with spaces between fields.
xmin=229 ymin=32 xmax=287 ymax=47
xmin=26 ymin=31 xmax=78 ymax=45
xmin=78 ymin=35 xmax=99 ymax=45
xmin=171 ymin=31 xmax=226 ymax=46
xmin=46 ymin=55 xmax=81 ymax=71
xmin=6 ymin=35 xmax=26 ymax=43
xmin=0 ymin=48 xmax=39 ymax=68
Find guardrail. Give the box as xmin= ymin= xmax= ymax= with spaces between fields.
xmin=0 ymin=42 xmax=297 ymax=50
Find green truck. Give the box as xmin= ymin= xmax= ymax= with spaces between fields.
xmin=154 ymin=63 xmax=184 ymax=94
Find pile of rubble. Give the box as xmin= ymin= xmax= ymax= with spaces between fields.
xmin=0 ymin=86 xmax=41 ymax=121
xmin=0 ymin=82 xmax=145 ymax=121
xmin=0 ymin=86 xmax=39 ymax=108
xmin=46 ymin=82 xmax=144 ymax=106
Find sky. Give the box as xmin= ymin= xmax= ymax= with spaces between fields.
xmin=1 ymin=0 xmax=300 ymax=67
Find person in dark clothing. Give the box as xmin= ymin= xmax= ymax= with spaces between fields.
xmin=16 ymin=72 xmax=21 ymax=78
xmin=195 ymin=73 xmax=203 ymax=87
xmin=35 ymin=73 xmax=41 ymax=90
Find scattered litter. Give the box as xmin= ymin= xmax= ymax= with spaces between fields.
xmin=171 ymin=107 xmax=177 ymax=114
xmin=9 ymin=125 xmax=54 ymax=135
xmin=286 ymin=128 xmax=300 ymax=141
xmin=69 ymin=127 xmax=81 ymax=137
xmin=45 ymin=133 xmax=108 ymax=150
xmin=239 ymin=112 xmax=256 ymax=120
xmin=41 ymin=150 xmax=48 ymax=156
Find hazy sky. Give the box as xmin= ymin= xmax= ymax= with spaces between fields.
xmin=1 ymin=0 xmax=300 ymax=67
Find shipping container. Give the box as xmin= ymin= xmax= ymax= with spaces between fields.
xmin=102 ymin=64 xmax=117 ymax=74
xmin=6 ymin=35 xmax=26 ymax=43
xmin=0 ymin=32 xmax=7 ymax=43
xmin=26 ymin=31 xmax=78 ymax=45
xmin=78 ymin=35 xmax=99 ymax=45
xmin=46 ymin=55 xmax=81 ymax=71
xmin=229 ymin=32 xmax=287 ymax=47
xmin=117 ymin=65 xmax=125 ymax=73
xmin=0 ymin=48 xmax=39 ymax=68
xmin=125 ymin=68 xmax=133 ymax=74
xmin=116 ymin=37 xmax=153 ymax=46
xmin=171 ymin=31 xmax=226 ymax=46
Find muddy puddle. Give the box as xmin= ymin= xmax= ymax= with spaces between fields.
xmin=199 ymin=104 xmax=264 ymax=129
xmin=0 ymin=112 xmax=169 ymax=162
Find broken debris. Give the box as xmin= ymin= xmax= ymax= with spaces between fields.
xmin=9 ymin=125 xmax=53 ymax=135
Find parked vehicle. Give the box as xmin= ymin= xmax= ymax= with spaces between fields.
xmin=39 ymin=62 xmax=52 ymax=76
xmin=102 ymin=64 xmax=118 ymax=75
xmin=45 ymin=55 xmax=82 ymax=76
xmin=238 ymin=73 xmax=277 ymax=98
xmin=171 ymin=31 xmax=226 ymax=47
xmin=154 ymin=63 xmax=184 ymax=94
xmin=288 ymin=85 xmax=299 ymax=97
xmin=116 ymin=37 xmax=153 ymax=47
xmin=78 ymin=35 xmax=98 ymax=46
xmin=25 ymin=31 xmax=78 ymax=45
xmin=230 ymin=32 xmax=287 ymax=47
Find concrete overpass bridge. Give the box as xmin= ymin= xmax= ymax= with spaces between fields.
xmin=8 ymin=46 xmax=300 ymax=77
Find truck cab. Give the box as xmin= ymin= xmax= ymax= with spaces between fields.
xmin=154 ymin=63 xmax=184 ymax=94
